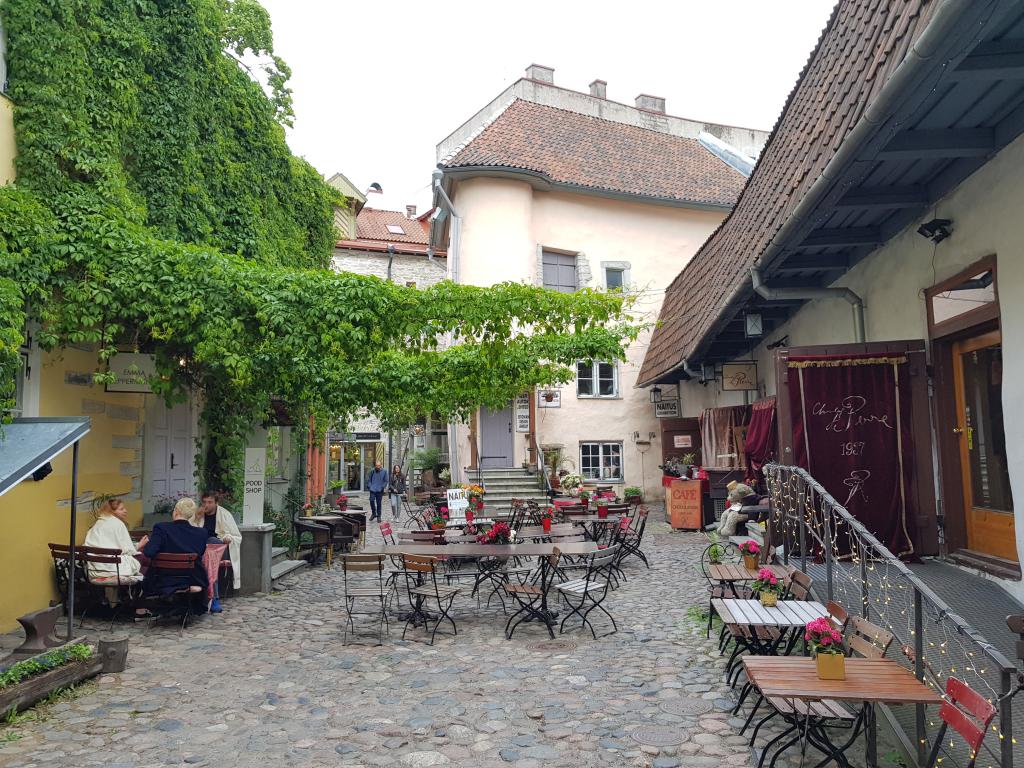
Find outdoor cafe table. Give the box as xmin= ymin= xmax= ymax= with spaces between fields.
xmin=742 ymin=656 xmax=941 ymax=767
xmin=712 ymin=598 xmax=829 ymax=629
xmin=361 ymin=542 xmax=600 ymax=557
xmin=709 ymin=563 xmax=791 ymax=584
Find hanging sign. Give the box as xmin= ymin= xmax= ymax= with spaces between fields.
xmin=515 ymin=393 xmax=531 ymax=432
xmin=242 ymin=447 xmax=266 ymax=526
xmin=722 ymin=362 xmax=758 ymax=391
xmin=105 ymin=353 xmax=156 ymax=393
xmin=538 ymin=390 xmax=561 ymax=408
xmin=654 ymin=400 xmax=680 ymax=418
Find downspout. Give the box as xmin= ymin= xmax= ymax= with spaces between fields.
xmin=433 ymin=169 xmax=463 ymax=480
xmin=751 ymin=266 xmax=866 ymax=343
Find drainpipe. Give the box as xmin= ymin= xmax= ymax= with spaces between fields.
xmin=433 ymin=169 xmax=462 ymax=476
xmin=750 ymin=265 xmax=866 ymax=343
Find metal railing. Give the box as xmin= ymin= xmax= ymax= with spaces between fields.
xmin=765 ymin=463 xmax=1018 ymax=768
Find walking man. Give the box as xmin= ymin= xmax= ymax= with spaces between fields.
xmin=367 ymin=460 xmax=389 ymax=521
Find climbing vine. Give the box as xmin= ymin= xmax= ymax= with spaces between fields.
xmin=0 ymin=0 xmax=635 ymax=495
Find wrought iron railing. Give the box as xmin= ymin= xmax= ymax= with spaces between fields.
xmin=764 ymin=463 xmax=1019 ymax=768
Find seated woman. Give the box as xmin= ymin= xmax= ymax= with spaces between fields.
xmin=141 ymin=498 xmax=209 ymax=613
xmin=83 ymin=498 xmax=145 ymax=585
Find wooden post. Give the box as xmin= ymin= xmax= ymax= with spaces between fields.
xmin=469 ymin=410 xmax=479 ymax=469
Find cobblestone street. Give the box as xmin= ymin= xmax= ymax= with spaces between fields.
xmin=1 ymin=516 xmax=829 ymax=768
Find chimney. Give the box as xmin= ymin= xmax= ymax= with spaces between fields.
xmin=589 ymin=79 xmax=607 ymax=99
xmin=406 ymin=204 xmax=417 ymax=219
xmin=525 ymin=63 xmax=555 ymax=84
xmin=635 ymin=94 xmax=666 ymax=114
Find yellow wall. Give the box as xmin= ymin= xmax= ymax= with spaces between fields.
xmin=0 ymin=348 xmax=146 ymax=631
xmin=0 ymin=94 xmax=15 ymax=186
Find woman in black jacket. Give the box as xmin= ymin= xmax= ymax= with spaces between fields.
xmin=388 ymin=465 xmax=407 ymax=521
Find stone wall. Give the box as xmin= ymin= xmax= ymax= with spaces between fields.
xmin=332 ymin=248 xmax=446 ymax=288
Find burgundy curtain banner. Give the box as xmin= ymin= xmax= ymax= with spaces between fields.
xmin=745 ymin=397 xmax=777 ymax=478
xmin=787 ymin=354 xmax=915 ymax=557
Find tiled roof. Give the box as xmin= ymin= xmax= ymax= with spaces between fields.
xmin=443 ymin=99 xmax=747 ymax=208
xmin=350 ymin=208 xmax=430 ymax=245
xmin=639 ymin=0 xmax=936 ymax=385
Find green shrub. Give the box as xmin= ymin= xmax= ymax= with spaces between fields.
xmin=0 ymin=644 xmax=93 ymax=691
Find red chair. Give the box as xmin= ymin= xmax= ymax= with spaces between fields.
xmin=925 ymin=678 xmax=996 ymax=768
xmin=379 ymin=521 xmax=396 ymax=545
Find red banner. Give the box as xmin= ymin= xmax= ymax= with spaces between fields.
xmin=788 ymin=354 xmax=914 ymax=557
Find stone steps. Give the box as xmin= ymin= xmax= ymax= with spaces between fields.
xmin=271 ymin=546 xmax=289 ymax=564
xmin=270 ymin=558 xmax=306 ymax=585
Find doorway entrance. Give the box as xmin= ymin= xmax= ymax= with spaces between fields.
xmin=952 ymin=330 xmax=1015 ymax=561
xmin=479 ymin=405 xmax=514 ymax=468
xmin=144 ymin=398 xmax=194 ymax=510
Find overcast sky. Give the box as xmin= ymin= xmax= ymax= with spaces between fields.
xmin=259 ymin=0 xmax=837 ymax=213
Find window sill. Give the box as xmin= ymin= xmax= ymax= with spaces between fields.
xmin=576 ymin=395 xmax=621 ymax=400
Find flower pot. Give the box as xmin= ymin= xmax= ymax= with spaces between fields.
xmin=597 ymin=506 xmax=608 ymax=519
xmin=815 ymin=652 xmax=846 ymax=680
xmin=759 ymin=592 xmax=778 ymax=608
xmin=431 ymin=523 xmax=445 ymax=531
xmin=466 ymin=510 xmax=474 ymax=523
xmin=743 ymin=554 xmax=759 ymax=571
xmin=542 ymin=518 xmax=552 ymax=533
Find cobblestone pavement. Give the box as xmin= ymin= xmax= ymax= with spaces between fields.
xmin=0 ymin=513 xmax=879 ymax=768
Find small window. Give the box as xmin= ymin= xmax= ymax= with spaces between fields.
xmin=386 ymin=224 xmax=406 ymax=235
xmin=605 ymin=268 xmax=624 ymax=290
xmin=577 ymin=360 xmax=617 ymax=398
xmin=405 ymin=281 xmax=417 ymax=288
xmin=580 ymin=442 xmax=623 ymax=482
xmin=542 ymin=250 xmax=577 ymax=293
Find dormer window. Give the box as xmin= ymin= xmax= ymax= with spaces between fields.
xmin=386 ymin=224 xmax=406 ymax=235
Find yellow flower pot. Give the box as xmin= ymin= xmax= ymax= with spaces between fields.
xmin=759 ymin=592 xmax=778 ymax=607
xmin=815 ymin=652 xmax=846 ymax=680
xmin=743 ymin=554 xmax=759 ymax=571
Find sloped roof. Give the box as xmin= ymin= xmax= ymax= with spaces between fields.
xmin=442 ymin=99 xmax=747 ymax=208
xmin=351 ymin=208 xmax=430 ymax=245
xmin=639 ymin=0 xmax=940 ymax=384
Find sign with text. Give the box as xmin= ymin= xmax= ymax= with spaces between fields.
xmin=242 ymin=447 xmax=266 ymax=526
xmin=673 ymin=434 xmax=693 ymax=449
xmin=722 ymin=362 xmax=758 ymax=391
xmin=515 ymin=393 xmax=531 ymax=432
xmin=667 ymin=478 xmax=702 ymax=530
xmin=105 ymin=353 xmax=156 ymax=393
xmin=654 ymin=399 xmax=680 ymax=418
xmin=446 ymin=488 xmax=469 ymax=522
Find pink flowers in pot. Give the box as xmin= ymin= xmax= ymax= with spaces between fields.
xmin=750 ymin=566 xmax=782 ymax=595
xmin=805 ymin=617 xmax=844 ymax=655
xmin=738 ymin=540 xmax=760 ymax=556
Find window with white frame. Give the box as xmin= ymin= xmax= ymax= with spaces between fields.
xmin=576 ymin=360 xmax=617 ymax=398
xmin=580 ymin=442 xmax=622 ymax=482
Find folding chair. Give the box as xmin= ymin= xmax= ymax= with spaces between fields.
xmin=401 ymin=554 xmax=459 ymax=645
xmin=143 ymin=553 xmax=202 ymax=632
xmin=504 ymin=548 xmax=562 ymax=639
xmin=617 ymin=507 xmax=650 ymax=568
xmin=924 ymin=678 xmax=996 ymax=768
xmin=341 ymin=554 xmax=390 ymax=645
xmin=555 ymin=545 xmax=620 ymax=639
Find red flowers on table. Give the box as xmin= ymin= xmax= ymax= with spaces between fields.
xmin=805 ymin=617 xmax=844 ymax=655
xmin=750 ymin=566 xmax=782 ymax=595
xmin=738 ymin=540 xmax=760 ymax=556
xmin=477 ymin=521 xmax=512 ymax=545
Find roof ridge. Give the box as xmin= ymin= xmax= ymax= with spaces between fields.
xmin=438 ymin=98 xmax=519 ymax=165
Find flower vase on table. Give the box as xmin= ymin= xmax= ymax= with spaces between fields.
xmin=541 ymin=506 xmax=555 ymax=533
xmin=597 ymin=504 xmax=608 ymax=519
xmin=806 ymin=617 xmax=846 ymax=680
xmin=739 ymin=540 xmax=760 ymax=571
xmin=477 ymin=521 xmax=513 ymax=545
xmin=751 ymin=567 xmax=782 ymax=608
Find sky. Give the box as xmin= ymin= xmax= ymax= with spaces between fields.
xmin=259 ymin=0 xmax=837 ymax=213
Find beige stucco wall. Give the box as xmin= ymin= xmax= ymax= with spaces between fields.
xmin=679 ymin=130 xmax=1024 ymax=596
xmin=0 ymin=94 xmax=15 ymax=185
xmin=452 ymin=176 xmax=729 ymax=498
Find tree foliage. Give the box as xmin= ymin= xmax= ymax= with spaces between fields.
xmin=0 ymin=0 xmax=635 ymax=494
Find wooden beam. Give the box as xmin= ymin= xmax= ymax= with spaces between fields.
xmin=797 ymin=227 xmax=881 ymax=248
xmin=835 ymin=186 xmax=928 ymax=209
xmin=772 ymin=253 xmax=850 ymax=273
xmin=950 ymin=39 xmax=1024 ymax=81
xmin=877 ymin=128 xmax=994 ymax=159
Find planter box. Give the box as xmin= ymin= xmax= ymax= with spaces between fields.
xmin=0 ymin=647 xmax=103 ymax=715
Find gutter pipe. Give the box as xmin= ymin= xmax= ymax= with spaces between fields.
xmin=652 ymin=0 xmax=986 ymax=382
xmin=750 ymin=265 xmax=866 ymax=343
xmin=432 ymin=169 xmax=463 ymax=480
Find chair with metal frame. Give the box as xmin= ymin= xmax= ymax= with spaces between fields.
xmin=616 ymin=506 xmax=650 ymax=569
xmin=698 ymin=539 xmax=749 ymax=641
xmin=923 ymin=677 xmax=996 ymax=768
xmin=555 ymin=545 xmax=620 ymax=639
xmin=401 ymin=554 xmax=460 ymax=645
xmin=504 ymin=548 xmax=562 ymax=639
xmin=49 ymin=543 xmax=140 ymax=627
xmin=142 ymin=552 xmax=203 ymax=632
xmin=340 ymin=554 xmax=390 ymax=645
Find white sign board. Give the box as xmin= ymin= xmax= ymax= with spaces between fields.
xmin=445 ymin=488 xmax=469 ymax=523
xmin=655 ymin=399 xmax=680 ymax=418
xmin=674 ymin=434 xmax=693 ymax=448
xmin=242 ymin=447 xmax=266 ymax=526
xmin=514 ymin=393 xmax=531 ymax=432
xmin=105 ymin=353 xmax=156 ymax=393
xmin=538 ymin=390 xmax=561 ymax=408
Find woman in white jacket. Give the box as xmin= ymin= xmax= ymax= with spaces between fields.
xmin=83 ymin=498 xmax=145 ymax=584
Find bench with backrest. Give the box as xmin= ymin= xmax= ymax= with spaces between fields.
xmin=49 ymin=543 xmax=140 ymax=626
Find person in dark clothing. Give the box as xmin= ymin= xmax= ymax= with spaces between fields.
xmin=367 ymin=461 xmax=389 ymax=521
xmin=142 ymin=498 xmax=209 ymax=613
xmin=388 ymin=464 xmax=407 ymax=521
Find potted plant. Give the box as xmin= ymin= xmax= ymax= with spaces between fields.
xmin=560 ymin=472 xmax=584 ymax=496
xmin=541 ymin=506 xmax=555 ymax=533
xmin=578 ymin=489 xmax=591 ymax=506
xmin=430 ymin=509 xmax=448 ymax=531
xmin=335 ymin=493 xmax=349 ymax=512
xmin=438 ymin=467 xmax=451 ymax=487
xmin=624 ymin=486 xmax=643 ymax=504
xmin=739 ymin=540 xmax=761 ymax=570
xmin=476 ymin=521 xmax=513 ymax=544
xmin=751 ymin=566 xmax=783 ymax=607
xmin=707 ymin=532 xmax=725 ymax=564
xmin=326 ymin=479 xmax=345 ymax=506
xmin=680 ymin=452 xmax=697 ymax=479
xmin=806 ymin=617 xmax=846 ymax=680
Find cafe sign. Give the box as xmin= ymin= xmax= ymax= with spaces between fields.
xmin=654 ymin=399 xmax=680 ymax=418
xmin=105 ymin=352 xmax=156 ymax=393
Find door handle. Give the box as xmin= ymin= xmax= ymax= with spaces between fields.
xmin=170 ymin=452 xmax=177 ymax=469
xmin=952 ymin=428 xmax=964 ymax=434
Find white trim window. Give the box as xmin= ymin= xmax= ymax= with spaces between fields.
xmin=580 ymin=442 xmax=623 ymax=482
xmin=577 ymin=360 xmax=617 ymax=398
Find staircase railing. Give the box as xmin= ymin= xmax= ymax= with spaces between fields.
xmin=531 ymin=431 xmax=552 ymax=499
xmin=764 ymin=463 xmax=1018 ymax=768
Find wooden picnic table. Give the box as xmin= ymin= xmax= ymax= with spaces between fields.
xmin=708 ymin=563 xmax=791 ymax=583
xmin=362 ymin=542 xmax=600 ymax=557
xmin=711 ymin=598 xmax=828 ymax=628
xmin=742 ymin=656 xmax=941 ymax=767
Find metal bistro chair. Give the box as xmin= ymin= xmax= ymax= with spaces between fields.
xmin=142 ymin=553 xmax=202 ymax=632
xmin=617 ymin=506 xmax=650 ymax=569
xmin=504 ymin=548 xmax=562 ymax=640
xmin=340 ymin=554 xmax=390 ymax=645
xmin=698 ymin=540 xmax=748 ymax=640
xmin=924 ymin=677 xmax=996 ymax=768
xmin=401 ymin=554 xmax=460 ymax=645
xmin=555 ymin=545 xmax=620 ymax=639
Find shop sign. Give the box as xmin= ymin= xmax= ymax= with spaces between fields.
xmin=654 ymin=399 xmax=680 ymax=418
xmin=721 ymin=362 xmax=758 ymax=391
xmin=673 ymin=434 xmax=693 ymax=448
xmin=242 ymin=447 xmax=266 ymax=526
xmin=538 ymin=390 xmax=561 ymax=408
xmin=105 ymin=353 xmax=155 ymax=393
xmin=514 ymin=393 xmax=531 ymax=432
xmin=667 ymin=478 xmax=702 ymax=530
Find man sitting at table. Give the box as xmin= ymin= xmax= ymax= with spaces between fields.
xmin=194 ymin=490 xmax=242 ymax=593
xmin=141 ymin=498 xmax=209 ymax=614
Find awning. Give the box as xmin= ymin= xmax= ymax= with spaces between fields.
xmin=0 ymin=417 xmax=91 ymax=497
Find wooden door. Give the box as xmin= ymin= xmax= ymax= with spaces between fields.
xmin=479 ymin=405 xmax=514 ymax=468
xmin=952 ymin=330 xmax=1016 ymax=561
xmin=145 ymin=399 xmax=193 ymax=508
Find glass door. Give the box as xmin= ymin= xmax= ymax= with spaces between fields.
xmin=953 ymin=330 xmax=1016 ymax=561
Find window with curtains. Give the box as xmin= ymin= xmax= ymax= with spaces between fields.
xmin=580 ymin=442 xmax=622 ymax=481
xmin=577 ymin=360 xmax=617 ymax=397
